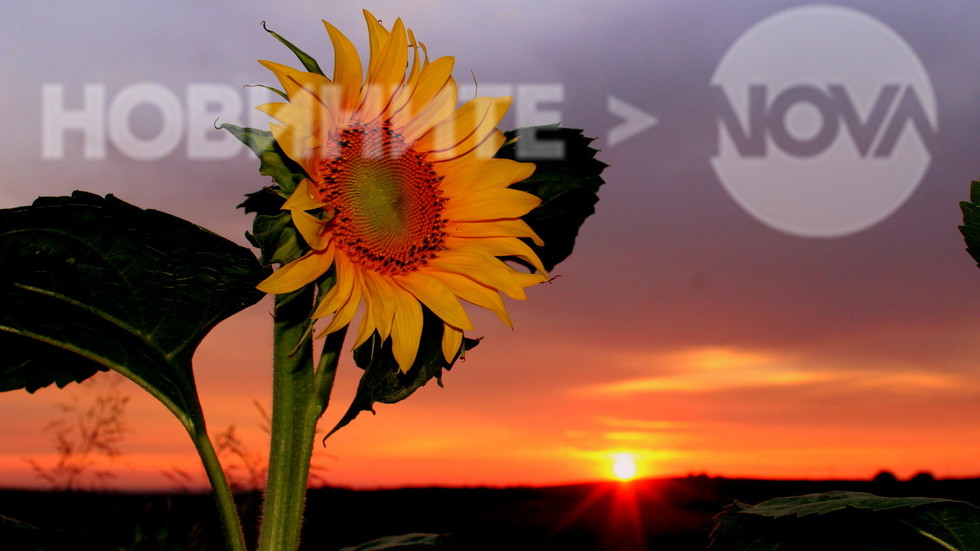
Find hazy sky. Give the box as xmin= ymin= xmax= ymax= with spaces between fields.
xmin=2 ymin=1 xmax=980 ymax=489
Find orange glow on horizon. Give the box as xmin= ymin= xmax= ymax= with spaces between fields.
xmin=3 ymin=336 xmax=980 ymax=491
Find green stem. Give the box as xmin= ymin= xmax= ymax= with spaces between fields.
xmin=189 ymin=423 xmax=248 ymax=551
xmin=257 ymin=289 xmax=320 ymax=551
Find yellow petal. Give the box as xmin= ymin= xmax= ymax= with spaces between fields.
xmin=311 ymin=251 xmax=355 ymax=319
xmin=467 ymin=129 xmax=507 ymax=160
xmin=362 ymin=270 xmax=397 ymax=341
xmin=389 ymin=56 xmax=455 ymax=128
xmin=442 ymin=188 xmax=542 ymax=222
xmin=322 ymin=19 xmax=363 ymax=116
xmin=385 ymin=28 xmax=423 ymax=118
xmin=426 ymin=270 xmax=512 ymax=327
xmin=424 ymin=97 xmax=511 ymax=161
xmin=290 ymin=210 xmax=331 ymax=251
xmin=282 ymin=179 xmax=327 ymax=211
xmin=428 ymin=249 xmax=527 ymax=300
xmin=437 ymin=158 xmax=535 ymax=198
xmin=363 ymin=10 xmax=391 ymax=78
xmin=361 ymin=18 xmax=407 ymax=122
xmin=446 ymin=236 xmax=548 ymax=276
xmin=446 ymin=219 xmax=544 ymax=247
xmin=430 ymin=129 xmax=506 ymax=164
xmin=394 ymin=272 xmax=473 ymax=331
xmin=414 ymin=96 xmax=492 ymax=153
xmin=258 ymin=60 xmax=311 ymax=100
xmin=441 ymin=325 xmax=464 ymax=364
xmin=256 ymin=250 xmax=333 ymax=294
xmin=352 ymin=276 xmax=379 ymax=349
xmin=269 ymin=123 xmax=321 ymax=178
xmin=512 ymin=270 xmax=548 ymax=289
xmin=256 ymin=101 xmax=319 ymax=139
xmin=259 ymin=60 xmax=338 ymax=114
xmin=283 ymin=181 xmax=331 ymax=251
xmin=390 ymin=284 xmax=424 ymax=372
xmin=373 ymin=15 xmax=407 ymax=81
xmin=316 ymin=259 xmax=364 ymax=336
xmin=398 ymin=82 xmax=459 ymax=143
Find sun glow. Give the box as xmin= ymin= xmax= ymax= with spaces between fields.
xmin=611 ymin=453 xmax=638 ymax=481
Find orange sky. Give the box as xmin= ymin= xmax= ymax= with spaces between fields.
xmin=3 ymin=2 xmax=980 ymax=490
xmin=4 ymin=294 xmax=980 ymax=490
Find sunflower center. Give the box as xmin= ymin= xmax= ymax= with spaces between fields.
xmin=314 ymin=122 xmax=447 ymax=275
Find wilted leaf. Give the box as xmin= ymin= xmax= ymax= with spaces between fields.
xmin=0 ymin=192 xmax=268 ymax=427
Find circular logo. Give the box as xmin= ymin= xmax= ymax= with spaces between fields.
xmin=710 ymin=5 xmax=937 ymax=238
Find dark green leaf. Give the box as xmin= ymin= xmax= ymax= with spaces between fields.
xmin=261 ymin=21 xmax=325 ymax=76
xmin=711 ymin=492 xmax=980 ymax=551
xmin=958 ymin=180 xmax=980 ymax=268
xmin=327 ymin=310 xmax=479 ymax=437
xmin=0 ymin=192 xmax=268 ymax=427
xmin=496 ymin=125 xmax=607 ymax=272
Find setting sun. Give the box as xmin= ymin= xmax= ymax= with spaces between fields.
xmin=611 ymin=453 xmax=638 ymax=481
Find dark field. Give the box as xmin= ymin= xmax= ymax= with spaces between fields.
xmin=2 ymin=476 xmax=979 ymax=550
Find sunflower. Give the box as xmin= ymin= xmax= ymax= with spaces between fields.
xmin=255 ymin=11 xmax=548 ymax=372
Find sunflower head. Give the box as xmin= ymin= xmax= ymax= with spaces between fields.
xmin=253 ymin=11 xmax=548 ymax=373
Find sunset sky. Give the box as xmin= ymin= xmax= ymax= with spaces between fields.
xmin=3 ymin=1 xmax=980 ymax=490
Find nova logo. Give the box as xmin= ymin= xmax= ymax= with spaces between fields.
xmin=714 ymin=84 xmax=932 ymax=159
xmin=710 ymin=5 xmax=938 ymax=238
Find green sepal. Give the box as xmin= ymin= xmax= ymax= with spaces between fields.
xmin=0 ymin=192 xmax=268 ymax=429
xmin=959 ymin=180 xmax=980 ymax=268
xmin=239 ymin=189 xmax=308 ymax=268
xmin=326 ymin=311 xmax=479 ymax=437
xmin=244 ymin=83 xmax=287 ymax=101
xmin=228 ymin=123 xmax=313 ymax=269
xmin=221 ymin=123 xmax=306 ymax=195
xmin=496 ymin=125 xmax=607 ymax=272
xmin=711 ymin=491 xmax=980 ymax=551
xmin=262 ymin=21 xmax=325 ymax=76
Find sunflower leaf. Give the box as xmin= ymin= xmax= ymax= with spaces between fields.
xmin=958 ymin=180 xmax=980 ymax=268
xmin=328 ymin=312 xmax=478 ymax=436
xmin=0 ymin=192 xmax=268 ymax=429
xmin=710 ymin=492 xmax=980 ymax=551
xmin=496 ymin=125 xmax=607 ymax=272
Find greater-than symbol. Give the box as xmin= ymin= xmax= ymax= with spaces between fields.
xmin=607 ymin=96 xmax=658 ymax=147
